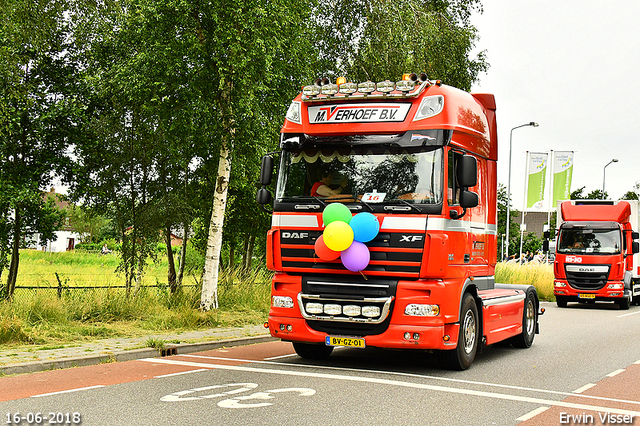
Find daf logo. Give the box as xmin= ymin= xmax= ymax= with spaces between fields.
xmin=400 ymin=235 xmax=423 ymax=242
xmin=578 ymin=267 xmax=596 ymax=272
xmin=282 ymin=232 xmax=309 ymax=239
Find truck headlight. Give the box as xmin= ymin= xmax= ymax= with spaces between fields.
xmin=405 ymin=304 xmax=440 ymax=317
xmin=272 ymin=296 xmax=294 ymax=308
xmin=554 ymin=281 xmax=567 ymax=287
xmin=608 ymin=283 xmax=624 ymax=289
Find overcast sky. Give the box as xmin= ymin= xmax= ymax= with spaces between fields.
xmin=470 ymin=1 xmax=640 ymax=210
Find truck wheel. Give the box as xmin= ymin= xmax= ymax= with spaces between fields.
xmin=510 ymin=290 xmax=537 ymax=348
xmin=292 ymin=342 xmax=334 ymax=359
xmin=556 ymin=296 xmax=567 ymax=308
xmin=441 ymin=293 xmax=479 ymax=370
xmin=617 ymin=297 xmax=630 ymax=310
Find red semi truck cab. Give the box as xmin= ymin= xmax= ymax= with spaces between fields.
xmin=553 ymin=200 xmax=640 ymax=309
xmin=257 ymin=74 xmax=541 ymax=369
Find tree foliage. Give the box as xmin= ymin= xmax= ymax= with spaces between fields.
xmin=0 ymin=0 xmax=78 ymax=298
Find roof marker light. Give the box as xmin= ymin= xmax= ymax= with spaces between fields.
xmin=336 ymin=76 xmax=347 ymax=85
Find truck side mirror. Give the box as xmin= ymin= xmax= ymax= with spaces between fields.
xmin=256 ymin=188 xmax=272 ymax=205
xmin=259 ymin=155 xmax=274 ymax=186
xmin=542 ymin=240 xmax=549 ymax=252
xmin=632 ymin=232 xmax=639 ymax=240
xmin=459 ymin=190 xmax=478 ymax=208
xmin=457 ymin=155 xmax=477 ymax=188
xmin=543 ymin=231 xmax=550 ymax=239
xmin=633 ymin=241 xmax=639 ymax=255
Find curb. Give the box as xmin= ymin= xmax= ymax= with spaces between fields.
xmin=0 ymin=334 xmax=277 ymax=377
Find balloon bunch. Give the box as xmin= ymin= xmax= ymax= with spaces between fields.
xmin=314 ymin=203 xmax=380 ymax=272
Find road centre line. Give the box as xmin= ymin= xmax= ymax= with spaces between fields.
xmin=177 ymin=354 xmax=640 ymax=407
xmin=141 ymin=358 xmax=640 ymax=416
xmin=31 ymin=385 xmax=105 ymax=398
xmin=516 ymin=406 xmax=549 ymax=422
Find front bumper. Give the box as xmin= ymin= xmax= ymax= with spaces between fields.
xmin=267 ymin=316 xmax=460 ymax=350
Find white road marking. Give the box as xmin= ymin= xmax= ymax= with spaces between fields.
xmin=617 ymin=310 xmax=640 ymax=318
xmin=140 ymin=358 xmax=640 ymax=417
xmin=31 ymin=385 xmax=105 ymax=398
xmin=516 ymin=406 xmax=549 ymax=422
xmin=177 ymin=354 xmax=640 ymax=407
xmin=573 ymin=383 xmax=596 ymax=394
xmin=606 ymin=369 xmax=625 ymax=377
xmin=264 ymin=354 xmax=298 ymax=361
xmin=155 ymin=368 xmax=208 ymax=378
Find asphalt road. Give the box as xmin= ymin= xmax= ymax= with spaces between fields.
xmin=2 ymin=301 xmax=640 ymax=426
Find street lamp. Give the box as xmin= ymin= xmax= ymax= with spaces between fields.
xmin=506 ymin=122 xmax=539 ymax=258
xmin=602 ymin=159 xmax=618 ymax=200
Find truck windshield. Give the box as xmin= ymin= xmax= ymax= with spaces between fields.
xmin=275 ymin=146 xmax=443 ymax=205
xmin=557 ymin=228 xmax=621 ymax=254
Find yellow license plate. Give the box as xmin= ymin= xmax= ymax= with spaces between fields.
xmin=579 ymin=294 xmax=596 ymax=299
xmin=325 ymin=336 xmax=366 ymax=348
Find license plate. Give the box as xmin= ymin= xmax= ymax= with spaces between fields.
xmin=579 ymin=294 xmax=596 ymax=299
xmin=325 ymin=336 xmax=365 ymax=348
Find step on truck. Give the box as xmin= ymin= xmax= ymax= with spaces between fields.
xmin=553 ymin=200 xmax=640 ymax=309
xmin=256 ymin=73 xmax=542 ymax=370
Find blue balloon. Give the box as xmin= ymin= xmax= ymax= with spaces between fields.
xmin=350 ymin=212 xmax=380 ymax=243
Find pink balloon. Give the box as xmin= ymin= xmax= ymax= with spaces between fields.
xmin=314 ymin=235 xmax=340 ymax=261
xmin=340 ymin=241 xmax=370 ymax=272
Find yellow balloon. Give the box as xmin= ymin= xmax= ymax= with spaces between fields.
xmin=323 ymin=221 xmax=354 ymax=252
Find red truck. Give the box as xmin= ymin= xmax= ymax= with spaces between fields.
xmin=256 ymin=74 xmax=541 ymax=369
xmin=553 ymin=200 xmax=640 ymax=309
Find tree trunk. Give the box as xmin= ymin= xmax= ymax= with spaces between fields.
xmin=200 ymin=136 xmax=232 ymax=311
xmin=247 ymin=235 xmax=255 ymax=273
xmin=176 ymin=221 xmax=188 ymax=287
xmin=5 ymin=208 xmax=21 ymax=300
xmin=165 ymin=225 xmax=177 ymax=293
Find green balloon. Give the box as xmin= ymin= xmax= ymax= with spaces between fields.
xmin=322 ymin=203 xmax=352 ymax=225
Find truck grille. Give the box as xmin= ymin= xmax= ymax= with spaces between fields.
xmin=299 ymin=275 xmax=397 ymax=336
xmin=280 ymin=230 xmax=424 ymax=277
xmin=565 ymin=264 xmax=610 ymax=290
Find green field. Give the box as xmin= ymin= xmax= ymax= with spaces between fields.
xmin=1 ymin=250 xmax=271 ymax=348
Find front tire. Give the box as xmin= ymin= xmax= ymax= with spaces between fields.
xmin=442 ymin=293 xmax=479 ymax=370
xmin=617 ymin=296 xmax=630 ymax=310
xmin=556 ymin=296 xmax=568 ymax=308
xmin=510 ymin=290 xmax=537 ymax=348
xmin=292 ymin=342 xmax=334 ymax=359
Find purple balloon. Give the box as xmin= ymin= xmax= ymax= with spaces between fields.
xmin=341 ymin=241 xmax=370 ymax=272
